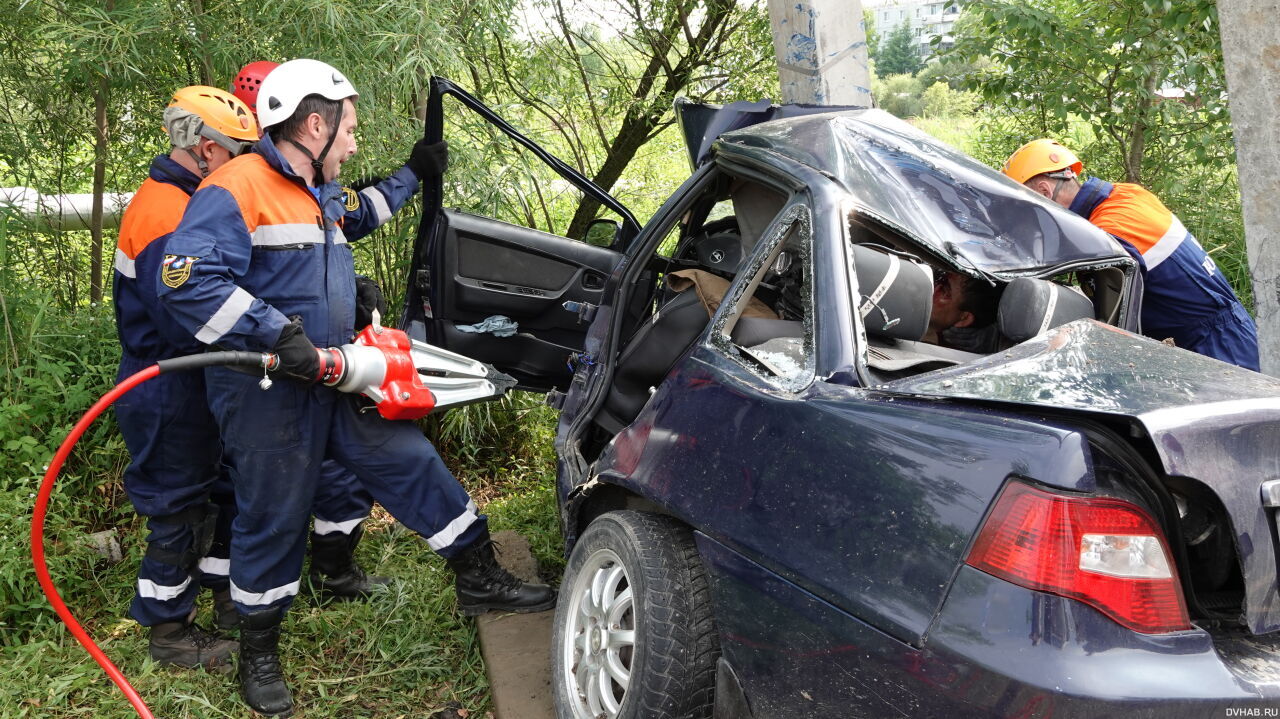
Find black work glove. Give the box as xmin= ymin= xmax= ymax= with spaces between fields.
xmin=269 ymin=316 xmax=320 ymax=383
xmin=354 ymin=275 xmax=388 ymax=330
xmin=406 ymin=139 xmax=448 ymax=179
xmin=939 ymin=322 xmax=1004 ymax=354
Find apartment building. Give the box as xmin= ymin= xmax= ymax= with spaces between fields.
xmin=873 ymin=0 xmax=962 ymax=59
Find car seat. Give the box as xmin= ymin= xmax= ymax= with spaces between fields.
xmin=852 ymin=243 xmax=933 ymax=342
xmin=597 ymin=290 xmax=711 ymax=434
xmin=997 ymin=277 xmax=1096 ymax=342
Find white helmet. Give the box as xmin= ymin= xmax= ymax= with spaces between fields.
xmin=256 ymin=58 xmax=358 ymax=129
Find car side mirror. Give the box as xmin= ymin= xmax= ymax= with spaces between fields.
xmin=583 ymin=218 xmax=621 ymax=248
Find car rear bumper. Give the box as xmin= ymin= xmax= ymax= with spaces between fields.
xmin=928 ymin=566 xmax=1280 ymax=716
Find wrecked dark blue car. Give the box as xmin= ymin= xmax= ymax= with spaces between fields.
xmin=406 ymin=78 xmax=1280 ymax=718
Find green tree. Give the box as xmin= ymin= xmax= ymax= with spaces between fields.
xmin=921 ymin=81 xmax=979 ymax=118
xmin=944 ymin=0 xmax=1230 ymax=184
xmin=917 ymin=55 xmax=992 ymax=91
xmin=878 ymin=22 xmax=924 ymax=76
xmin=0 ymin=0 xmax=519 ymax=307
xmin=477 ymin=0 xmax=776 ymax=241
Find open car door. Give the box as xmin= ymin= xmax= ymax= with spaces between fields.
xmin=401 ymin=78 xmax=641 ymax=392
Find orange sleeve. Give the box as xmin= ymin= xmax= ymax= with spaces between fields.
xmin=116 ymin=179 xmax=191 ymax=259
xmin=1086 ymin=183 xmax=1174 ymax=255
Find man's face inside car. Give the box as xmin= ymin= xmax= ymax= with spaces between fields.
xmin=927 ymin=272 xmax=1006 ymax=353
xmin=930 ymin=272 xmax=977 ymax=337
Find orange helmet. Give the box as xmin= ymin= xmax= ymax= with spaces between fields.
xmin=165 ymin=85 xmax=258 ymax=147
xmin=164 ymin=86 xmax=258 ymax=177
xmin=231 ymin=61 xmax=280 ymax=115
xmin=1001 ymin=139 xmax=1083 ymax=185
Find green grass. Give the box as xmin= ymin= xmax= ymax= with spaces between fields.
xmin=5 ymin=451 xmax=560 ymax=719
xmin=0 ymin=204 xmax=563 ymax=717
xmin=0 ymin=292 xmax=561 ymax=719
xmin=911 ymin=116 xmax=981 ymax=156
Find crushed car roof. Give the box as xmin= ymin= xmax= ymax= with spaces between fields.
xmin=717 ymin=109 xmax=1132 ymax=275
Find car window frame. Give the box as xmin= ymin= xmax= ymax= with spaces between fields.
xmin=705 ymin=196 xmax=816 ymax=394
xmin=421 ymin=76 xmax=641 ymax=249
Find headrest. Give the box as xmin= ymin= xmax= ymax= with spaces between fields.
xmin=851 ymin=243 xmax=933 ymax=341
xmin=693 ymin=231 xmax=743 ymax=274
xmin=998 ymin=277 xmax=1095 ymax=342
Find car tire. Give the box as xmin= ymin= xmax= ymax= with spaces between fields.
xmin=552 ymin=510 xmax=719 ymax=719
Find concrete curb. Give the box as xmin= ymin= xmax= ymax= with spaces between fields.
xmin=476 ymin=530 xmax=556 ymax=719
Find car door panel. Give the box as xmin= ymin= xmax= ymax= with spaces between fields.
xmin=444 ymin=215 xmax=614 ymax=329
xmin=433 ymin=323 xmax=582 ymax=385
xmin=425 ymin=209 xmax=621 ymax=389
xmin=405 ymin=77 xmax=636 ymax=392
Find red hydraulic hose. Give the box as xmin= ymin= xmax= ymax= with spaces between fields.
xmin=31 ymin=364 xmax=160 ymax=719
xmin=31 ymin=351 xmax=271 ymax=719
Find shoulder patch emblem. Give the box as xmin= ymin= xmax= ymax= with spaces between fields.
xmin=341 ymin=186 xmax=360 ymax=212
xmin=161 ymin=255 xmax=199 ymax=288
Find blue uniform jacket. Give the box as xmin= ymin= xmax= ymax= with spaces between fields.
xmin=1069 ymin=178 xmax=1259 ymax=370
xmin=114 ymin=156 xmax=205 ymax=360
xmin=157 ymin=134 xmax=419 ymax=351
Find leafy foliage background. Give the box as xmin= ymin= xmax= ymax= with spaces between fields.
xmin=0 ymin=0 xmax=777 ymax=714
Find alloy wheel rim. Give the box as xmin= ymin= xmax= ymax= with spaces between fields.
xmin=560 ymin=548 xmax=635 ymax=719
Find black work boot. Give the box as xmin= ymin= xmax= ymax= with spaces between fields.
xmin=148 ymin=617 xmax=237 ymax=669
xmin=446 ymin=534 xmax=556 ymax=617
xmin=307 ymin=524 xmax=392 ymax=602
xmin=238 ymin=607 xmax=293 ymax=717
xmin=211 ymin=588 xmax=238 ymax=631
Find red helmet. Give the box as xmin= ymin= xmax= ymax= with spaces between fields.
xmin=230 ymin=61 xmax=280 ymax=114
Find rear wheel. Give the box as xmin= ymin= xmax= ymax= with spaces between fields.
xmin=552 ymin=510 xmax=719 ymax=719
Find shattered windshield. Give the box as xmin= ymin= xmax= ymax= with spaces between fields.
xmin=720 ymin=110 xmax=1130 ymax=275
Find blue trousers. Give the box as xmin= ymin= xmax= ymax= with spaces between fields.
xmin=205 ymin=367 xmax=486 ymax=614
xmin=116 ymin=355 xmax=375 ymax=626
xmin=197 ymin=461 xmax=372 ymax=592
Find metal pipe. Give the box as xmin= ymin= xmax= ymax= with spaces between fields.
xmin=0 ymin=187 xmax=133 ymax=231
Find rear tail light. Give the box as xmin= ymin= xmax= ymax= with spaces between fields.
xmin=966 ymin=480 xmax=1190 ymax=634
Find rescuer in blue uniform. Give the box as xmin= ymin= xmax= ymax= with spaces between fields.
xmin=157 ymin=59 xmax=554 ymax=716
xmin=226 ymin=59 xmax=420 ymax=614
xmin=1004 ymin=140 xmax=1259 ymax=371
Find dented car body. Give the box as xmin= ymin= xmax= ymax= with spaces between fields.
xmin=407 ymin=78 xmax=1280 ymax=718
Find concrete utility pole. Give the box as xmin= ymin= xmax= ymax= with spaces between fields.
xmin=767 ymin=0 xmax=871 ymax=106
xmin=1220 ymin=1 xmax=1280 ymax=375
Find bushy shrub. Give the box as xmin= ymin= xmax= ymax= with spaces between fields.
xmin=921 ymin=82 xmax=980 ymax=119
xmin=874 ymin=74 xmax=925 ymax=119
xmin=0 ymin=213 xmax=134 ymax=639
xmin=918 ymin=56 xmax=992 ymax=91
